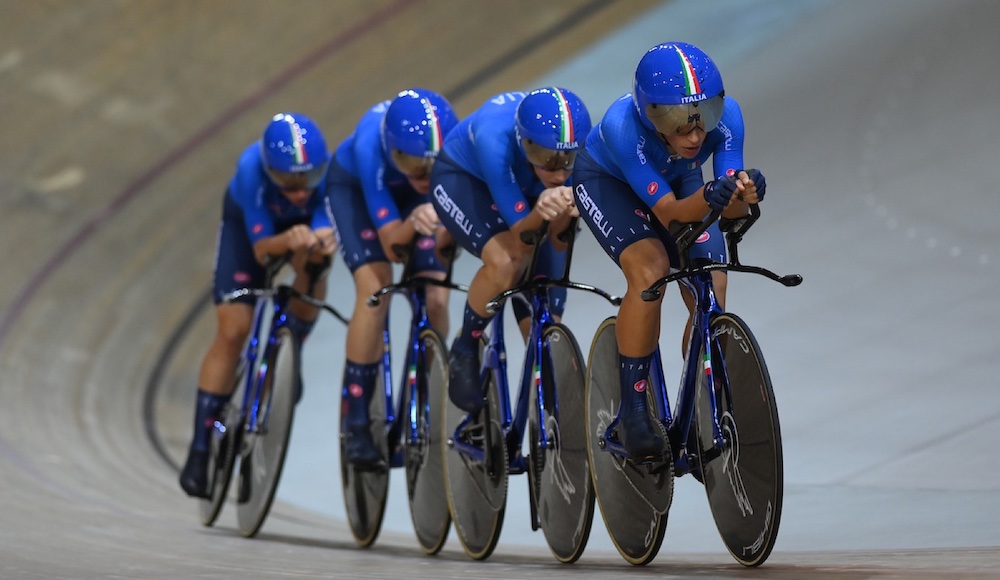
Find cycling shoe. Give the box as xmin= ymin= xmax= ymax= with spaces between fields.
xmin=344 ymin=424 xmax=383 ymax=470
xmin=179 ymin=448 xmax=210 ymax=498
xmin=448 ymin=348 xmax=484 ymax=414
xmin=619 ymin=413 xmax=667 ymax=462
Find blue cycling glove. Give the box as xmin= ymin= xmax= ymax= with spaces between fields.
xmin=704 ymin=176 xmax=738 ymax=211
xmin=744 ymin=168 xmax=766 ymax=202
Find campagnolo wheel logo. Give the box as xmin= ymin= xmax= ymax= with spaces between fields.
xmin=712 ymin=323 xmax=749 ymax=353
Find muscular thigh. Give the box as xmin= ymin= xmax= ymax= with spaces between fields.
xmin=573 ymin=150 xmax=680 ymax=268
xmin=328 ymin=160 xmax=389 ymax=272
xmin=213 ymin=193 xmax=264 ymax=305
xmin=430 ymin=153 xmax=506 ymax=258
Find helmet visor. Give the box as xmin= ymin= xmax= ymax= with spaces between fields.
xmin=645 ymin=94 xmax=725 ymax=135
xmin=390 ymin=149 xmax=435 ymax=180
xmin=266 ymin=163 xmax=327 ymax=191
xmin=523 ymin=139 xmax=577 ymax=172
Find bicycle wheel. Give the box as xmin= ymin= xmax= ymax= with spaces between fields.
xmin=443 ymin=355 xmax=507 ymax=560
xmin=585 ymin=317 xmax=672 ymax=565
xmin=236 ymin=326 xmax=298 ymax=537
xmin=404 ymin=328 xmax=451 ymax=554
xmin=694 ymin=313 xmax=782 ymax=567
xmin=339 ymin=362 xmax=390 ymax=547
xmin=529 ymin=323 xmax=593 ymax=563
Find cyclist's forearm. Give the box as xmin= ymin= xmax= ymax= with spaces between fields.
xmin=377 ymin=220 xmax=416 ymax=262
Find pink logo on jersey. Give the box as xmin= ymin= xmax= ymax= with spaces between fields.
xmin=417 ymin=237 xmax=435 ymax=250
xmin=633 ymin=379 xmax=647 ymax=393
xmin=361 ymin=229 xmax=376 ymax=240
xmin=647 ymin=182 xmax=658 ymax=196
xmin=491 ymin=203 xmax=498 ymax=211
xmin=726 ymin=168 xmax=736 ymax=177
xmin=634 ymin=209 xmax=647 ymax=219
xmin=252 ymin=223 xmax=264 ymax=235
xmin=471 ymin=330 xmax=483 ymax=339
xmin=349 ymin=383 xmax=364 ymax=398
xmin=234 ymin=271 xmax=251 ymax=284
xmin=696 ymin=231 xmax=710 ymax=243
xmin=377 ymin=207 xmax=389 ymax=219
xmin=514 ymin=201 xmax=526 ymax=213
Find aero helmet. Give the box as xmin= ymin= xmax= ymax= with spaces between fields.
xmin=382 ymin=88 xmax=458 ymax=178
xmin=515 ymin=87 xmax=591 ymax=171
xmin=633 ymin=42 xmax=725 ymax=135
xmin=261 ymin=112 xmax=329 ymax=189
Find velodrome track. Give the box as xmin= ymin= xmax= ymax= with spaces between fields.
xmin=1 ymin=1 xmax=997 ymax=578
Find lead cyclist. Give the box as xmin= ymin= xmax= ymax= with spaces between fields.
xmin=572 ymin=42 xmax=766 ymax=461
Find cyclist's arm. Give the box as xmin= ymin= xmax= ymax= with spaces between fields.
xmin=477 ymin=132 xmax=550 ymax=244
xmin=711 ymin=98 xmax=754 ymax=219
xmin=355 ymin=124 xmax=412 ymax=262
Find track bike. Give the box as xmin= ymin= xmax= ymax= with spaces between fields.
xmin=342 ymin=241 xmax=467 ymax=553
xmin=198 ymin=256 xmax=348 ymax=537
xmin=585 ymin=205 xmax=801 ymax=566
xmin=443 ymin=221 xmax=620 ymax=562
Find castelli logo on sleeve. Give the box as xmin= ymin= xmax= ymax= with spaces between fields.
xmin=234 ymin=271 xmax=251 ymax=284
xmin=361 ymin=229 xmax=376 ymax=240
xmin=417 ymin=237 xmax=436 ymax=250
xmin=252 ymin=223 xmax=264 ymax=235
xmin=633 ymin=379 xmax=647 ymax=393
xmin=647 ymin=182 xmax=658 ymax=196
xmin=726 ymin=168 xmax=736 ymax=177
xmin=696 ymin=231 xmax=711 ymax=243
xmin=471 ymin=330 xmax=483 ymax=338
xmin=377 ymin=207 xmax=389 ymax=219
xmin=349 ymin=384 xmax=364 ymax=398
xmin=634 ymin=209 xmax=648 ymax=219
xmin=514 ymin=201 xmax=526 ymax=213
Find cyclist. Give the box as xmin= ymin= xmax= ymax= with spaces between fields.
xmin=431 ymin=87 xmax=592 ymax=414
xmin=179 ymin=112 xmax=336 ymax=497
xmin=572 ymin=42 xmax=766 ymax=461
xmin=327 ymin=88 xmax=459 ymax=468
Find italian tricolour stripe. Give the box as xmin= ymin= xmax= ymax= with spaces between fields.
xmin=552 ymin=88 xmax=574 ymax=144
xmin=286 ymin=115 xmax=308 ymax=165
xmin=421 ymin=98 xmax=444 ymax=153
xmin=673 ymin=46 xmax=702 ymax=96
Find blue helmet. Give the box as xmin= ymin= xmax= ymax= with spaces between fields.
xmin=632 ymin=42 xmax=725 ymax=135
xmin=260 ymin=112 xmax=328 ymax=189
xmin=382 ymin=88 xmax=458 ymax=178
xmin=515 ymin=87 xmax=591 ymax=171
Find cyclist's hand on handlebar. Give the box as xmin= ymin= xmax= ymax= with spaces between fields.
xmin=536 ymin=186 xmax=578 ymax=220
xmin=311 ymin=227 xmax=337 ymax=257
xmin=283 ymin=224 xmax=319 ymax=253
xmin=703 ymin=174 xmax=741 ymax=211
xmin=740 ymin=168 xmax=766 ymax=203
xmin=409 ymin=203 xmax=441 ymax=236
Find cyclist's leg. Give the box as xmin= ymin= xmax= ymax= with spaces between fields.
xmin=181 ymin=197 xmax=259 ymax=496
xmin=412 ymin=231 xmax=452 ymax=337
xmin=677 ymin=221 xmax=727 ymax=355
xmin=430 ymin=160 xmax=521 ymax=413
xmin=339 ymin=262 xmax=392 ymax=466
xmin=573 ymin=159 xmax=671 ymax=461
xmin=329 ymin=164 xmax=393 ymax=466
xmin=448 ymin=232 xmax=529 ymax=412
xmin=616 ymin=239 xmax=672 ymax=460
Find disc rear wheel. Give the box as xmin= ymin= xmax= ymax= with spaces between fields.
xmin=443 ymin=360 xmax=507 ymax=560
xmin=585 ymin=317 xmax=671 ymax=565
